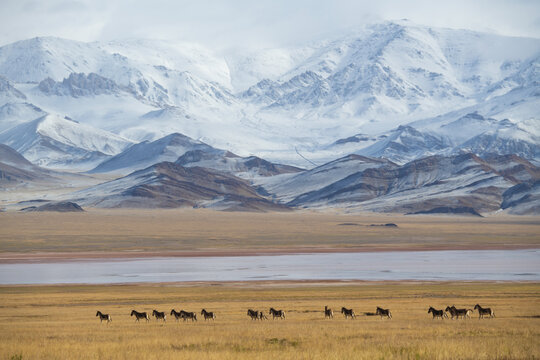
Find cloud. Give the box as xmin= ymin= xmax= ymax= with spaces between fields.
xmin=0 ymin=0 xmax=538 ymax=48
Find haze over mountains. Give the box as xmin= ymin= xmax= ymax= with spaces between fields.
xmin=0 ymin=21 xmax=538 ymax=214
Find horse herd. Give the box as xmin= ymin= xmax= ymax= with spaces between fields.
xmin=96 ymin=304 xmax=494 ymax=324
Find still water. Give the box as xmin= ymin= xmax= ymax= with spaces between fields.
xmin=0 ymin=250 xmax=538 ymax=284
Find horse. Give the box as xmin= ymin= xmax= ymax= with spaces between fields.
xmin=152 ymin=309 xmax=166 ymax=322
xmin=130 ymin=310 xmax=149 ymax=322
xmin=445 ymin=306 xmax=457 ymax=319
xmin=170 ymin=309 xmax=185 ymax=321
xmin=324 ymin=305 xmax=333 ymax=319
xmin=474 ymin=304 xmax=495 ymax=319
xmin=183 ymin=311 xmax=197 ymax=322
xmin=341 ymin=307 xmax=356 ymax=319
xmin=376 ymin=307 xmax=392 ymax=319
xmin=96 ymin=311 xmax=111 ymax=323
xmin=428 ymin=307 xmax=447 ymax=319
xmin=247 ymin=309 xmax=259 ymax=320
xmin=201 ymin=309 xmax=216 ymax=321
xmin=259 ymin=311 xmax=268 ymax=320
xmin=269 ymin=307 xmax=285 ymax=320
xmin=447 ymin=305 xmax=471 ymax=319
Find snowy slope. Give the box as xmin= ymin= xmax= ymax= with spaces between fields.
xmin=0 ymin=114 xmax=133 ymax=170
xmin=89 ymin=132 xmax=219 ymax=174
xmin=258 ymin=154 xmax=394 ymax=203
xmin=0 ymin=21 xmax=538 ymax=170
xmin=73 ymin=162 xmax=287 ymax=211
xmin=286 ymin=154 xmax=538 ymax=213
xmin=176 ymin=150 xmax=303 ymax=179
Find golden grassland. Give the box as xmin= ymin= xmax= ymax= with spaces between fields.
xmin=0 ymin=282 xmax=539 ymax=359
xmin=0 ymin=209 xmax=539 ymax=254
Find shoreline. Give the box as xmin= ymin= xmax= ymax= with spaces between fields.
xmin=0 ymin=244 xmax=538 ymax=264
xmin=1 ymin=279 xmax=539 ymax=288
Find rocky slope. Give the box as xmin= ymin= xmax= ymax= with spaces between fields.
xmin=72 ymin=162 xmax=288 ymax=211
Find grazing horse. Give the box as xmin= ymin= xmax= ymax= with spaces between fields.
xmin=341 ymin=307 xmax=356 ymax=319
xmin=428 ymin=307 xmax=447 ymax=319
xmin=259 ymin=311 xmax=268 ymax=320
xmin=130 ymin=310 xmax=149 ymax=322
xmin=201 ymin=309 xmax=216 ymax=321
xmin=376 ymin=307 xmax=392 ymax=319
xmin=474 ymin=304 xmax=495 ymax=319
xmin=96 ymin=311 xmax=111 ymax=323
xmin=152 ymin=310 xmax=166 ymax=322
xmin=269 ymin=307 xmax=285 ymax=320
xmin=324 ymin=306 xmax=333 ymax=319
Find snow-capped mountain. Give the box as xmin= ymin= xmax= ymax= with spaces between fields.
xmin=90 ymin=132 xmax=220 ymax=174
xmin=0 ymin=114 xmax=133 ymax=170
xmin=0 ymin=143 xmax=54 ymax=187
xmin=257 ymin=154 xmax=394 ymax=203
xmin=284 ymin=153 xmax=539 ymax=214
xmin=0 ymin=21 xmax=537 ymax=169
xmin=73 ymin=161 xmax=288 ymax=211
xmin=0 ymin=21 xmax=539 ymax=214
xmin=176 ymin=150 xmax=303 ymax=179
xmin=38 ymin=73 xmax=124 ymax=98
xmin=92 ymin=131 xmax=303 ymax=179
xmin=0 ymin=76 xmax=26 ymax=103
xmin=502 ymin=180 xmax=540 ymax=214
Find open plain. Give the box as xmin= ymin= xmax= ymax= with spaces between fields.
xmin=0 ymin=210 xmax=539 ymax=260
xmin=1 ymin=210 xmax=539 ymax=359
xmin=0 ymin=282 xmax=539 ymax=360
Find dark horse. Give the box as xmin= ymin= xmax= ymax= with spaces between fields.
xmin=201 ymin=309 xmax=216 ymax=320
xmin=247 ymin=309 xmax=259 ymax=320
xmin=183 ymin=311 xmax=197 ymax=321
xmin=96 ymin=310 xmax=111 ymax=323
xmin=324 ymin=305 xmax=333 ymax=319
xmin=474 ymin=304 xmax=495 ymax=319
xmin=341 ymin=307 xmax=356 ymax=319
xmin=446 ymin=305 xmax=471 ymax=319
xmin=152 ymin=309 xmax=166 ymax=322
xmin=130 ymin=310 xmax=149 ymax=322
xmin=376 ymin=307 xmax=392 ymax=319
xmin=428 ymin=307 xmax=447 ymax=319
xmin=269 ymin=307 xmax=285 ymax=319
xmin=170 ymin=309 xmax=186 ymax=321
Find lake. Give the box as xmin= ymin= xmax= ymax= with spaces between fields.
xmin=0 ymin=249 xmax=538 ymax=284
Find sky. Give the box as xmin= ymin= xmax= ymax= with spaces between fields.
xmin=0 ymin=0 xmax=539 ymax=48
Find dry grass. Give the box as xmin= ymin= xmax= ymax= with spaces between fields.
xmin=0 ymin=209 xmax=539 ymax=254
xmin=0 ymin=282 xmax=539 ymax=359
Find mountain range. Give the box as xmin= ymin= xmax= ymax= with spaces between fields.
xmin=0 ymin=20 xmax=538 ymax=214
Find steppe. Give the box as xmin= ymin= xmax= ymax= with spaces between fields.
xmin=1 ymin=210 xmax=539 ymax=359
